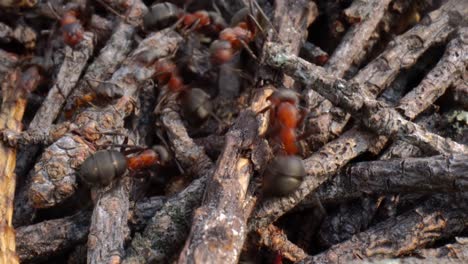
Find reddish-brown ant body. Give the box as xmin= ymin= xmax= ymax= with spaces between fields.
xmin=144 ymin=2 xmax=226 ymax=35
xmin=79 ymin=145 xmax=169 ymax=187
xmin=209 ymin=7 xmax=257 ymax=64
xmin=60 ymin=8 xmax=84 ymax=47
xmin=262 ymin=89 xmax=306 ymax=196
xmin=153 ymin=58 xmax=213 ymax=126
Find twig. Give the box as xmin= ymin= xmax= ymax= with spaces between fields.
xmin=0 ymin=22 xmax=36 ymax=50
xmin=264 ymin=42 xmax=468 ymax=155
xmin=317 ymin=154 xmax=468 ymax=203
xmin=63 ymin=22 xmax=136 ymax=119
xmin=0 ymin=66 xmax=42 ymax=264
xmin=86 ymin=28 xmax=182 ymax=264
xmin=397 ymin=27 xmax=468 ymax=119
xmin=257 ymin=224 xmax=308 ymax=262
xmin=416 ymin=237 xmax=468 ymax=260
xmin=299 ymin=197 xmax=468 ymax=263
xmin=305 ymin=0 xmax=464 ymax=149
xmin=177 ymin=112 xmax=256 ymax=263
xmin=16 ymin=211 xmax=91 ymax=263
xmin=325 ymin=0 xmax=393 ymax=77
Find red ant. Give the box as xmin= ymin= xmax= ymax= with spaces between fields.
xmin=209 ymin=7 xmax=258 ymax=64
xmin=79 ymin=145 xmax=170 ymax=187
xmin=144 ymin=2 xmax=226 ymax=35
xmin=60 ymin=8 xmax=84 ymax=47
xmin=261 ymin=89 xmax=306 ymax=196
xmin=153 ymin=58 xmax=213 ymax=126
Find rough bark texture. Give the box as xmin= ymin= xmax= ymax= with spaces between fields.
xmin=0 ymin=67 xmax=41 ymax=264
xmin=317 ymin=154 xmax=468 ymax=203
xmin=397 ymin=27 xmax=468 ymax=119
xmin=16 ymin=211 xmax=91 ymax=263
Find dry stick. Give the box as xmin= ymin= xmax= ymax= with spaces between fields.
xmin=325 ymin=0 xmax=393 ymax=77
xmin=16 ymin=211 xmax=91 ymax=263
xmin=397 ymin=28 xmax=468 ymax=119
xmin=308 ymin=0 xmax=463 ymax=148
xmin=317 ymin=154 xmax=468 ymax=203
xmin=176 ymin=1 xmax=318 ymax=263
xmin=299 ymin=197 xmax=468 ymax=263
xmin=177 ymin=112 xmax=257 ymax=264
xmin=299 ymin=42 xmax=329 ymax=66
xmin=249 ymin=10 xmax=468 ymax=231
xmin=0 ymin=50 xmax=18 ymax=83
xmin=416 ymin=237 xmax=468 ymax=260
xmin=63 ymin=22 xmax=135 ymax=119
xmin=258 ymin=224 xmax=307 ymax=262
xmin=86 ymin=29 xmax=183 ymax=264
xmin=0 ymin=22 xmax=36 ymax=50
xmin=122 ymin=98 xmax=214 ymax=263
xmin=15 ymin=195 xmax=165 ymax=263
xmin=0 ymin=67 xmax=41 ymax=264
xmin=13 ymin=33 xmax=94 ymax=216
xmin=265 ymin=43 xmax=467 ymax=154
xmin=350 ymin=257 xmax=466 ymax=264
xmin=315 ymin=28 xmax=468 ymax=243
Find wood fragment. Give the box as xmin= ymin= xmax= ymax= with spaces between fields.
xmin=326 ymin=0 xmax=393 ymax=77
xmin=178 ymin=112 xmax=256 ymax=264
xmin=397 ymin=28 xmax=468 ymax=119
xmin=416 ymin=237 xmax=468 ymax=260
xmin=0 ymin=22 xmax=36 ymax=50
xmin=264 ymin=42 xmax=468 ymax=155
xmin=317 ymin=154 xmax=468 ymax=203
xmin=16 ymin=211 xmax=91 ymax=263
xmin=300 ymin=197 xmax=468 ymax=263
xmin=86 ymin=28 xmax=182 ymax=264
xmin=258 ymin=224 xmax=307 ymax=262
xmin=63 ymin=22 xmax=136 ymax=120
xmin=306 ymin=0 xmax=465 ymax=149
xmin=0 ymin=66 xmax=42 ymax=264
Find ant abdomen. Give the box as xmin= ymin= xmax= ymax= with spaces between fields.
xmin=182 ymin=88 xmax=213 ymax=126
xmin=263 ymin=155 xmax=305 ymax=196
xmin=79 ymin=150 xmax=127 ymax=187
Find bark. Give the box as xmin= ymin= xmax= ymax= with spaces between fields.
xmin=326 ymin=0 xmax=393 ymax=77
xmin=316 ymin=154 xmax=468 ymax=203
xmin=0 ymin=67 xmax=41 ymax=264
xmin=416 ymin=237 xmax=468 ymax=260
xmin=397 ymin=27 xmax=468 ymax=119
xmin=16 ymin=211 xmax=91 ymax=263
xmin=264 ymin=42 xmax=468 ymax=155
xmin=306 ymin=0 xmax=464 ymax=149
xmin=63 ymin=22 xmax=136 ymax=120
xmin=0 ymin=22 xmax=36 ymax=50
xmin=257 ymin=224 xmax=307 ymax=262
xmin=177 ymin=112 xmax=257 ymax=264
xmin=177 ymin=1 xmax=317 ymax=263
xmin=300 ymin=197 xmax=468 ymax=263
xmin=85 ymin=28 xmax=183 ymax=264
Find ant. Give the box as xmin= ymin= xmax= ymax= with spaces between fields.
xmin=143 ymin=2 xmax=226 ymax=36
xmin=79 ymin=145 xmax=170 ymax=187
xmin=60 ymin=6 xmax=85 ymax=47
xmin=261 ymin=89 xmax=306 ymax=196
xmin=153 ymin=58 xmax=214 ymax=126
xmin=209 ymin=7 xmax=259 ymax=64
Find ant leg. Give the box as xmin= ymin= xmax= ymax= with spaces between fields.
xmin=156 ymin=130 xmax=185 ymax=175
xmin=239 ymin=39 xmax=258 ymax=61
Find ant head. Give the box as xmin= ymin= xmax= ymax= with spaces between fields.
xmin=209 ymin=40 xmax=235 ymax=64
xmin=182 ymin=88 xmax=213 ymax=126
xmin=144 ymin=2 xmax=182 ymax=30
xmin=263 ymin=155 xmax=305 ymax=196
xmin=267 ymin=89 xmax=300 ymax=106
xmin=152 ymin=145 xmax=171 ymax=165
